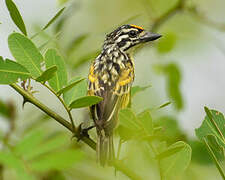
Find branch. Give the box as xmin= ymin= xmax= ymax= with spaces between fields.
xmin=10 ymin=83 xmax=141 ymax=180
xmin=10 ymin=83 xmax=96 ymax=150
xmin=151 ymin=0 xmax=185 ymax=32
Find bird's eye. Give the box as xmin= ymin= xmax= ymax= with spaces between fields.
xmin=129 ymin=30 xmax=137 ymax=38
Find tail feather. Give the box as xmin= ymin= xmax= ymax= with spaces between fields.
xmin=97 ymin=133 xmax=114 ymax=166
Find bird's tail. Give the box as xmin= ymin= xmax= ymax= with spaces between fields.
xmin=97 ymin=131 xmax=114 ymax=166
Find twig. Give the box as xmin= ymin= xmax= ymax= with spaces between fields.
xmin=151 ymin=0 xmax=185 ymax=32
xmin=10 ymin=83 xmax=141 ymax=180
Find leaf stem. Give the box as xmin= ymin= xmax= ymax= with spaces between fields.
xmin=203 ymin=138 xmax=225 ymax=180
xmin=10 ymin=83 xmax=140 ymax=180
xmin=42 ymin=83 xmax=76 ymax=132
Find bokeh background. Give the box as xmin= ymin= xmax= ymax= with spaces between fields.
xmin=0 ymin=0 xmax=225 ymax=179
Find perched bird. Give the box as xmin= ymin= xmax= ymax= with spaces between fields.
xmin=87 ymin=24 xmax=161 ymax=165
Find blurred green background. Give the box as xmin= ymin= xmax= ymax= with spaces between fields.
xmin=0 ymin=0 xmax=225 ymax=179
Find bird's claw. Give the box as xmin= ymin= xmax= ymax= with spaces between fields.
xmin=76 ymin=123 xmax=95 ymax=142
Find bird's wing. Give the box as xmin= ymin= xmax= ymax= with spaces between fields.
xmin=88 ymin=62 xmax=134 ymax=130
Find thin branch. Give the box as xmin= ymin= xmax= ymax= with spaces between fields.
xmin=42 ymin=83 xmax=76 ymax=131
xmin=151 ymin=0 xmax=185 ymax=32
xmin=10 ymin=83 xmax=141 ymax=180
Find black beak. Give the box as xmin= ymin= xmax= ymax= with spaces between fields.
xmin=140 ymin=32 xmax=162 ymax=42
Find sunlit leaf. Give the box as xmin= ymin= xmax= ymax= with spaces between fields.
xmin=36 ymin=65 xmax=57 ymax=82
xmin=69 ymin=96 xmax=102 ymax=109
xmin=157 ymin=32 xmax=176 ymax=54
xmin=5 ymin=0 xmax=27 ymax=36
xmin=159 ymin=141 xmax=192 ymax=179
xmin=57 ymin=77 xmax=85 ymax=95
xmin=45 ymin=49 xmax=67 ymax=91
xmin=63 ymin=77 xmax=87 ymax=106
xmin=0 ymin=57 xmax=31 ymax=84
xmin=119 ymin=108 xmax=140 ymax=130
xmin=131 ymin=85 xmax=151 ymax=98
xmin=42 ymin=7 xmax=65 ymax=31
xmin=137 ymin=110 xmax=153 ymax=135
xmin=30 ymin=149 xmax=84 ymax=172
xmin=8 ymin=33 xmax=43 ymax=78
xmin=196 ymin=108 xmax=225 ymax=148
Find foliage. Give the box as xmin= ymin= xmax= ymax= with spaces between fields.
xmin=0 ymin=0 xmax=224 ymax=179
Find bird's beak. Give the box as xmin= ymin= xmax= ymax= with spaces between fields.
xmin=140 ymin=32 xmax=162 ymax=42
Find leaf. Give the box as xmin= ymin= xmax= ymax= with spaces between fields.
xmin=45 ymin=49 xmax=67 ymax=91
xmin=0 ymin=57 xmax=31 ymax=84
xmin=8 ymin=33 xmax=43 ymax=78
xmin=5 ymin=0 xmax=27 ymax=36
xmin=30 ymin=149 xmax=84 ymax=172
xmin=196 ymin=108 xmax=225 ymax=148
xmin=157 ymin=32 xmax=176 ymax=54
xmin=14 ymin=130 xmax=45 ymax=157
xmin=57 ymin=78 xmax=85 ymax=95
xmin=157 ymin=101 xmax=171 ymax=109
xmin=163 ymin=63 xmax=183 ymax=110
xmin=118 ymin=108 xmax=140 ymax=130
xmin=25 ymin=134 xmax=68 ymax=160
xmin=36 ymin=65 xmax=57 ymax=82
xmin=137 ymin=110 xmax=153 ymax=135
xmin=42 ymin=7 xmax=65 ymax=31
xmin=131 ymin=85 xmax=151 ymax=98
xmin=66 ymin=34 xmax=89 ymax=56
xmin=63 ymin=77 xmax=87 ymax=106
xmin=73 ymin=50 xmax=101 ymax=69
xmin=203 ymin=136 xmax=225 ymax=179
xmin=0 ymin=99 xmax=10 ymax=118
xmin=69 ymin=96 xmax=102 ymax=109
xmin=159 ymin=141 xmax=192 ymax=179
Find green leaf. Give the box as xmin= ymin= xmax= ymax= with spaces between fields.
xmin=119 ymin=108 xmax=140 ymax=130
xmin=0 ymin=99 xmax=10 ymax=118
xmin=73 ymin=50 xmax=101 ymax=69
xmin=15 ymin=130 xmax=45 ymax=157
xmin=45 ymin=49 xmax=67 ymax=91
xmin=25 ymin=134 xmax=68 ymax=160
xmin=196 ymin=108 xmax=225 ymax=148
xmin=69 ymin=96 xmax=102 ymax=109
xmin=159 ymin=141 xmax=192 ymax=179
xmin=36 ymin=65 xmax=57 ymax=82
xmin=137 ymin=110 xmax=153 ymax=135
xmin=157 ymin=32 xmax=176 ymax=54
xmin=162 ymin=63 xmax=183 ymax=110
xmin=30 ymin=149 xmax=84 ymax=172
xmin=57 ymin=78 xmax=85 ymax=95
xmin=42 ymin=7 xmax=65 ymax=31
xmin=0 ymin=57 xmax=31 ymax=84
xmin=157 ymin=101 xmax=171 ymax=109
xmin=66 ymin=34 xmax=89 ymax=56
xmin=63 ymin=77 xmax=87 ymax=106
xmin=203 ymin=136 xmax=225 ymax=179
xmin=131 ymin=85 xmax=151 ymax=98
xmin=5 ymin=0 xmax=27 ymax=36
xmin=8 ymin=33 xmax=43 ymax=78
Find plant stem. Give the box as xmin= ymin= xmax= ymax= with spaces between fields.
xmin=10 ymin=83 xmax=140 ymax=180
xmin=42 ymin=83 xmax=76 ymax=132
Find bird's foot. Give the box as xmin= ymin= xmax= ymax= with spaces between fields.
xmin=76 ymin=123 xmax=95 ymax=141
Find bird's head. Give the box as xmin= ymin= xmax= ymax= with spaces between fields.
xmin=104 ymin=24 xmax=161 ymax=52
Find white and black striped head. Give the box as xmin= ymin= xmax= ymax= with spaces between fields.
xmin=104 ymin=24 xmax=161 ymax=52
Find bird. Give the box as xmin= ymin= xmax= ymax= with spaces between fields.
xmin=87 ymin=24 xmax=161 ymax=166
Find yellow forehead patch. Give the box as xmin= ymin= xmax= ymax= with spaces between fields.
xmin=130 ymin=24 xmax=144 ymax=30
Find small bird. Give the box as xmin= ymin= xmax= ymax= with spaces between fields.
xmin=88 ymin=24 xmax=161 ymax=165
